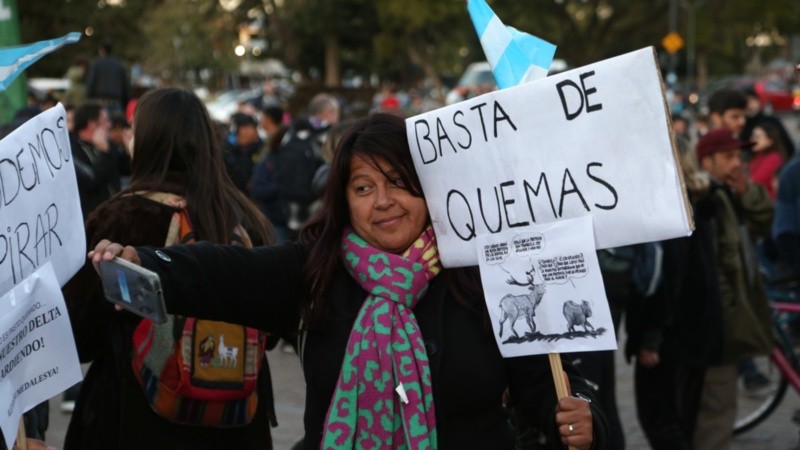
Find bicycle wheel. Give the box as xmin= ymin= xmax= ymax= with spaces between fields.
xmin=733 ymin=350 xmax=789 ymax=435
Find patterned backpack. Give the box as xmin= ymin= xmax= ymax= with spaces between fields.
xmin=131 ymin=201 xmax=266 ymax=427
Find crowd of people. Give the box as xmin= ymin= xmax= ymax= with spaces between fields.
xmin=606 ymin=85 xmax=799 ymax=450
xmin=3 ymin=35 xmax=800 ymax=450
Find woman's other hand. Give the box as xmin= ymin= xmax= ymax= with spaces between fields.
xmin=88 ymin=239 xmax=141 ymax=273
xmin=88 ymin=240 xmax=142 ymax=312
xmin=638 ymin=348 xmax=660 ymax=368
xmin=91 ymin=125 xmax=109 ymax=152
xmin=556 ymin=396 xmax=593 ymax=450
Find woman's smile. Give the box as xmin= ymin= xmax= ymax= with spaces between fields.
xmin=347 ymin=155 xmax=428 ymax=253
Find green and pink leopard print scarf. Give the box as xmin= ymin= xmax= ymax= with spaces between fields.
xmin=322 ymin=226 xmax=441 ymax=450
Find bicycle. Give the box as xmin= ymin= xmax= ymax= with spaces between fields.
xmin=734 ymin=281 xmax=800 ymax=434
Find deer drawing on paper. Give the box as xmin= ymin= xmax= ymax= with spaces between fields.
xmin=498 ymin=266 xmax=547 ymax=338
xmin=218 ymin=334 xmax=239 ymax=368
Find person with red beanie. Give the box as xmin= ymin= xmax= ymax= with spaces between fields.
xmin=692 ymin=126 xmax=774 ymax=450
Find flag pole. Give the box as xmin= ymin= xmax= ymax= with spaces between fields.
xmin=466 ymin=0 xmax=571 ymax=447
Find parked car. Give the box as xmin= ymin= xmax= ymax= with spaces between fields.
xmin=445 ymin=59 xmax=569 ymax=105
xmin=749 ymin=78 xmax=797 ymax=113
xmin=445 ymin=62 xmax=496 ymax=105
xmin=203 ymin=88 xmax=262 ymax=123
xmin=28 ymin=77 xmax=70 ymax=102
xmin=793 ymin=84 xmax=800 ymax=111
xmin=693 ymin=75 xmax=800 ymax=115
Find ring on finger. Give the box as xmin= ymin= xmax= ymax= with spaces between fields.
xmin=568 ymin=423 xmax=574 ymax=435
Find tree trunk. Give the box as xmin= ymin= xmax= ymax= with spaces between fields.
xmin=696 ymin=51 xmax=708 ymax=90
xmin=265 ymin=0 xmax=301 ymax=74
xmin=324 ymin=33 xmax=340 ymax=87
xmin=407 ymin=43 xmax=445 ymax=104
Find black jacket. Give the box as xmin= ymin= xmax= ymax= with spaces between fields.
xmin=85 ymin=55 xmax=129 ymax=105
xmin=69 ymin=133 xmax=121 ymax=218
xmin=139 ymin=241 xmax=609 ymax=449
xmin=625 ymin=196 xmax=724 ymax=367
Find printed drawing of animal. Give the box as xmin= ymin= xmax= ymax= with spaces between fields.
xmin=198 ymin=334 xmax=215 ymax=367
xmin=217 ymin=334 xmax=239 ymax=368
xmin=563 ymin=300 xmax=594 ymax=333
xmin=498 ymin=267 xmax=547 ymax=338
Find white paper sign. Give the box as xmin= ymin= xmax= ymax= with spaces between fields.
xmin=0 ymin=262 xmax=82 ymax=449
xmin=407 ymin=47 xmax=692 ymax=267
xmin=478 ymin=216 xmax=617 ymax=357
xmin=0 ymin=103 xmax=85 ymax=294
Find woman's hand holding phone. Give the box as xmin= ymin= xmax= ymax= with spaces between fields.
xmin=89 ymin=239 xmax=141 ymax=272
xmin=89 ymin=240 xmax=167 ymax=321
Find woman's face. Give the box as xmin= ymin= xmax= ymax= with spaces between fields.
xmin=347 ymin=155 xmax=428 ymax=253
xmin=751 ymin=126 xmax=772 ymax=153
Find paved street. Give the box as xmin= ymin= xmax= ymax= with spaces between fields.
xmin=268 ymin=345 xmax=800 ymax=450
xmin=41 ymin=342 xmax=800 ymax=450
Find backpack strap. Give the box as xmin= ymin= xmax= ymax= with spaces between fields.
xmin=136 ymin=191 xmax=186 ymax=208
xmin=140 ymin=191 xmax=248 ymax=248
xmin=165 ymin=209 xmax=198 ymax=246
xmin=233 ymin=224 xmax=253 ymax=249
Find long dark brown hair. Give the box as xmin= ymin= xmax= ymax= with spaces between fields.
xmin=127 ymin=88 xmax=270 ymax=244
xmin=754 ymin=121 xmax=790 ymax=161
xmin=299 ymin=113 xmax=480 ymax=328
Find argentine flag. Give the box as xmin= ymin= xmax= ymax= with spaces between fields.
xmin=0 ymin=32 xmax=82 ymax=91
xmin=468 ymin=0 xmax=556 ymax=89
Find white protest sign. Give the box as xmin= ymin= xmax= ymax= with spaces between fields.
xmin=478 ymin=216 xmax=616 ymax=357
xmin=407 ymin=47 xmax=692 ymax=268
xmin=0 ymin=103 xmax=85 ymax=294
xmin=0 ymin=262 xmax=82 ymax=449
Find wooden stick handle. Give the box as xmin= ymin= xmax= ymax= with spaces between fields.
xmin=549 ymin=353 xmax=578 ymax=450
xmin=548 ymin=353 xmax=570 ymax=398
xmin=15 ymin=417 xmax=27 ymax=450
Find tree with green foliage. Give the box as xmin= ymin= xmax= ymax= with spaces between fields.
xmin=491 ymin=0 xmax=669 ymax=67
xmin=258 ymin=0 xmax=379 ymax=86
xmin=15 ymin=0 xmax=800 ymax=92
xmin=372 ymin=0 xmax=473 ymax=100
xmin=143 ymin=0 xmax=240 ymax=85
xmin=18 ymin=0 xmax=164 ymax=78
xmin=692 ymin=0 xmax=799 ymax=81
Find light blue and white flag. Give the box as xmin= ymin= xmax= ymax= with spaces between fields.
xmin=468 ymin=0 xmax=556 ymax=89
xmin=0 ymin=32 xmax=81 ymax=91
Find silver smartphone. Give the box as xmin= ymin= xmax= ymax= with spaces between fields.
xmin=98 ymin=257 xmax=168 ymax=324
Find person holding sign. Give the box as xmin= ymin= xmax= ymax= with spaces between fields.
xmin=88 ymin=113 xmax=609 ymax=450
xmin=62 ymin=88 xmax=275 ymax=450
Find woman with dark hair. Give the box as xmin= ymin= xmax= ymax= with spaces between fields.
xmin=89 ymin=113 xmax=608 ymax=449
xmin=63 ymin=88 xmax=274 ymax=449
xmin=749 ymin=121 xmax=788 ymax=200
